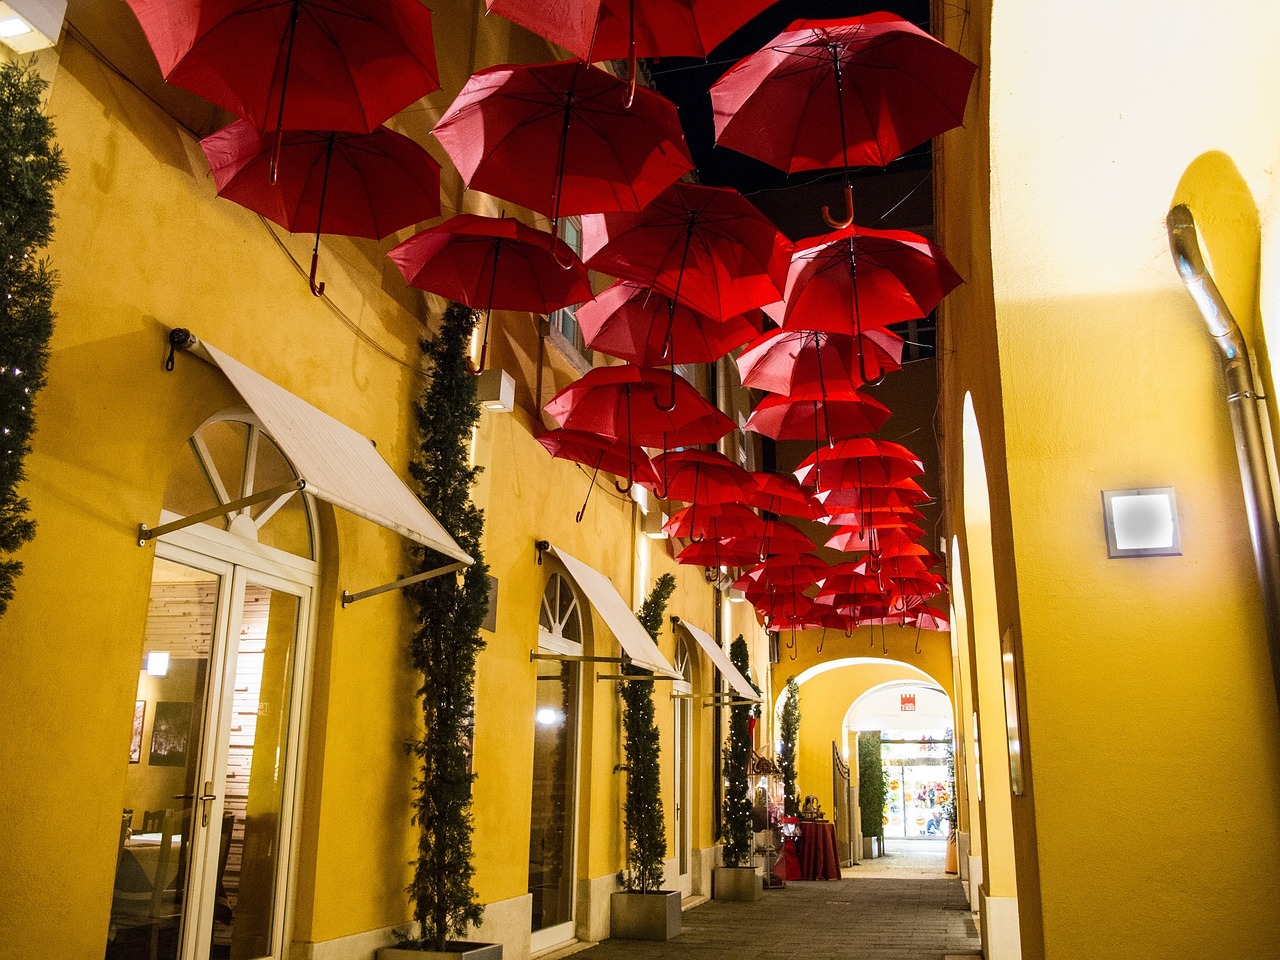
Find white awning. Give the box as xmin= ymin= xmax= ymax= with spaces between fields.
xmin=676 ymin=619 xmax=761 ymax=702
xmin=546 ymin=544 xmax=680 ymax=678
xmin=193 ymin=339 xmax=472 ymax=565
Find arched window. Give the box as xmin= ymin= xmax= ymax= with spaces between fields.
xmin=539 ymin=572 xmax=583 ymax=648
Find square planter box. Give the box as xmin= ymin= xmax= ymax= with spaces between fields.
xmin=378 ymin=943 xmax=503 ymax=960
xmin=610 ymin=890 xmax=682 ymax=940
xmin=712 ymin=865 xmax=763 ymax=901
xmin=862 ymin=836 xmax=881 ymax=859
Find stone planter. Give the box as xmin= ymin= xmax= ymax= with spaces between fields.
xmin=712 ymin=865 xmax=763 ymax=901
xmin=610 ymin=890 xmax=682 ymax=940
xmin=377 ymin=942 xmax=503 ymax=960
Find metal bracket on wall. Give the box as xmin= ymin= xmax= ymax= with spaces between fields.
xmin=341 ymin=561 xmax=466 ymax=607
xmin=137 ymin=479 xmax=305 ymax=546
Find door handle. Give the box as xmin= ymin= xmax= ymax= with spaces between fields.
xmin=176 ymin=782 xmax=219 ymax=826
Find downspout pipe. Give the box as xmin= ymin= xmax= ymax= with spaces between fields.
xmin=1167 ymin=203 xmax=1280 ymax=710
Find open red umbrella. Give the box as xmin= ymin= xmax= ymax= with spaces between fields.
xmin=675 ymin=538 xmax=769 ymax=568
xmin=814 ymin=481 xmax=930 ymax=510
xmin=736 ymin=327 xmax=904 ymax=394
xmin=745 ymin=471 xmax=824 ymax=520
xmin=743 ymin=387 xmax=891 ymax=443
xmin=709 ymin=12 xmax=976 ymax=227
xmin=664 ymin=503 xmax=767 ymax=542
xmin=582 ymin=182 xmax=791 ymax=322
xmin=537 ymin=428 xmax=658 ymax=522
xmin=777 ymin=225 xmax=963 ymax=353
xmin=389 ymin=215 xmax=592 ymax=373
xmin=576 ymin=281 xmax=762 ymax=366
xmin=543 ymin=365 xmax=733 ymax=454
xmin=721 ymin=520 xmax=817 ymax=562
xmin=823 ymin=524 xmax=924 ymax=554
xmin=202 ymin=120 xmax=441 ymax=296
xmin=821 ymin=504 xmax=926 ymax=528
xmin=126 ymin=0 xmax=439 ymax=180
xmin=649 ymin=449 xmax=756 ymax=504
xmin=793 ymin=437 xmax=924 ymax=490
xmin=432 ymin=61 xmax=692 ymax=242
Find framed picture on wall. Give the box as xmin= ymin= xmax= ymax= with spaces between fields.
xmin=149 ymin=701 xmax=192 ymax=767
xmin=129 ymin=700 xmax=145 ymax=763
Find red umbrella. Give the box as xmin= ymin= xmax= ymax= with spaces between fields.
xmin=543 ymin=365 xmax=733 ymax=454
xmin=649 ymin=449 xmax=756 ymax=504
xmin=537 ymin=428 xmax=658 ymax=522
xmin=202 ymin=120 xmax=441 ymax=296
xmin=777 ymin=225 xmax=963 ymax=356
xmin=485 ymin=0 xmax=774 ymax=102
xmin=743 ymin=387 xmax=891 ymax=443
xmin=675 ymin=538 xmax=769 ymax=568
xmin=813 ymin=481 xmax=930 ymax=510
xmin=709 ymin=12 xmax=976 ymax=227
xmin=816 ymin=564 xmax=885 ymax=601
xmin=722 ymin=523 xmax=817 ymax=565
xmin=793 ymin=437 xmax=924 ymax=490
xmin=821 ymin=504 xmax=926 ymax=528
xmin=126 ymin=0 xmax=439 ymax=180
xmin=736 ymin=327 xmax=904 ymax=394
xmin=576 ymin=281 xmax=762 ymax=366
xmin=823 ymin=524 xmax=924 ymax=554
xmin=432 ymin=61 xmax=692 ymax=242
xmin=745 ymin=472 xmax=824 ymax=520
xmin=582 ymin=182 xmax=791 ymax=322
xmin=389 ymin=215 xmax=592 ymax=373
xmin=664 ymin=504 xmax=767 ymax=542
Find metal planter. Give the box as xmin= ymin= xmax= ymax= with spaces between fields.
xmin=610 ymin=890 xmax=682 ymax=940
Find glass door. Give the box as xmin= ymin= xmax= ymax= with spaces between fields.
xmin=528 ymin=660 xmax=579 ymax=951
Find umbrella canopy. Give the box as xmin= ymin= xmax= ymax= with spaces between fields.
xmin=675 ymin=538 xmax=769 ymax=568
xmin=536 ymin=428 xmax=659 ymax=488
xmin=125 ymin=0 xmax=439 ymax=134
xmin=432 ymin=60 xmax=693 ymax=233
xmin=821 ymin=504 xmax=926 ymax=528
xmin=543 ymin=365 xmax=733 ymax=448
xmin=486 ymin=0 xmax=775 ymax=64
xmin=777 ymin=224 xmax=963 ymax=337
xmin=793 ymin=437 xmax=924 ymax=489
xmin=721 ymin=523 xmax=818 ymax=565
xmin=664 ymin=503 xmax=768 ymax=542
xmin=743 ymin=387 xmax=891 ymax=443
xmin=709 ymin=12 xmax=976 ymax=226
xmin=202 ymin=120 xmax=441 ymax=296
xmin=736 ymin=327 xmax=904 ymax=394
xmin=576 ymin=281 xmax=762 ymax=366
xmin=823 ymin=524 xmax=924 ymax=554
xmin=582 ymin=181 xmax=791 ymax=321
xmin=745 ymin=471 xmax=824 ymax=520
xmin=814 ymin=481 xmax=930 ymax=510
xmin=649 ymin=449 xmax=756 ymax=504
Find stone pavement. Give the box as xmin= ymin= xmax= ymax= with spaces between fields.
xmin=574 ymin=842 xmax=982 ymax=960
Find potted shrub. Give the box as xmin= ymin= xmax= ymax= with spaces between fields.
xmin=381 ymin=303 xmax=500 ymax=960
xmin=712 ymin=636 xmax=762 ymax=901
xmin=611 ymin=574 xmax=682 ymax=940
xmin=857 ymin=730 xmax=885 ymax=860
xmin=778 ymin=677 xmax=801 ymax=817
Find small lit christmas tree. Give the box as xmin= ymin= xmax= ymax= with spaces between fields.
xmin=721 ymin=636 xmax=755 ymax=866
xmin=779 ymin=677 xmax=801 ymax=816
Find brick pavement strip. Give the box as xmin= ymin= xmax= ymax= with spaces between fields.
xmin=575 ymin=877 xmax=981 ymax=960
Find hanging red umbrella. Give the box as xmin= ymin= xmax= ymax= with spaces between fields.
xmin=664 ymin=504 xmax=767 ymax=542
xmin=709 ymin=12 xmax=976 ymax=227
xmin=734 ymin=552 xmax=829 ymax=592
xmin=126 ymin=0 xmax=439 ymax=180
xmin=745 ymin=471 xmax=823 ymax=520
xmin=389 ymin=215 xmax=591 ymax=373
xmin=777 ymin=225 xmax=963 ymax=345
xmin=537 ymin=428 xmax=658 ymax=522
xmin=743 ymin=387 xmax=891 ymax=443
xmin=721 ymin=517 xmax=817 ymax=559
xmin=816 ymin=564 xmax=885 ymax=601
xmin=576 ymin=281 xmax=762 ymax=366
xmin=823 ymin=524 xmax=924 ymax=554
xmin=793 ymin=437 xmax=924 ymax=490
xmin=649 ymin=449 xmax=756 ymax=504
xmin=201 ymin=120 xmax=441 ymax=296
xmin=543 ymin=365 xmax=733 ymax=453
xmin=813 ymin=481 xmax=930 ymax=511
xmin=822 ymin=504 xmax=926 ymax=528
xmin=485 ymin=0 xmax=775 ymax=103
xmin=432 ymin=61 xmax=693 ymax=243
xmin=736 ymin=327 xmax=904 ymax=395
xmin=675 ymin=538 xmax=770 ymax=568
xmin=582 ymin=182 xmax=791 ymax=322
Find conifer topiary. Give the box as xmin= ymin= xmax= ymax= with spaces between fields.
xmin=721 ymin=635 xmax=755 ymax=866
xmin=619 ymin=572 xmax=675 ymax=893
xmin=0 ymin=60 xmax=66 ymax=617
xmin=406 ymin=301 xmax=489 ymax=950
xmin=779 ymin=677 xmax=801 ymax=817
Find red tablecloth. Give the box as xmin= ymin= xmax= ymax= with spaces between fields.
xmin=797 ymin=821 xmax=840 ymax=880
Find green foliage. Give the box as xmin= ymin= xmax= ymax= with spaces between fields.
xmin=0 ymin=59 xmax=66 ymax=617
xmin=778 ymin=677 xmax=801 ymax=817
xmin=405 ymin=302 xmax=489 ymax=950
xmin=720 ymin=636 xmax=754 ymax=866
xmin=942 ymin=728 xmax=957 ymax=833
xmin=858 ymin=731 xmax=885 ymax=841
xmin=618 ymin=573 xmax=675 ymax=893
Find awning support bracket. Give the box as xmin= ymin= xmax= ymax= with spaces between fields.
xmin=597 ymin=674 xmax=680 ymax=683
xmin=342 ymin=562 xmax=467 ymax=608
xmin=530 ymin=652 xmax=627 ymax=664
xmin=138 ymin=479 xmax=306 ymax=546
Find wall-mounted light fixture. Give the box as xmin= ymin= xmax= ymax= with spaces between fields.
xmin=726 ymin=587 xmax=745 ymax=602
xmin=145 ymin=650 xmax=170 ymax=677
xmin=475 ymin=368 xmax=514 ymax=413
xmin=0 ymin=0 xmax=65 ymax=52
xmin=1102 ymin=486 xmax=1181 ymax=558
xmin=641 ymin=507 xmax=668 ymax=539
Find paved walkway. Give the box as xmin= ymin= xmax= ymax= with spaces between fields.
xmin=577 ymin=841 xmax=981 ymax=960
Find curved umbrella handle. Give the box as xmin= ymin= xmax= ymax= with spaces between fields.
xmin=309 ymin=251 xmax=325 ymax=297
xmin=465 ymin=340 xmax=488 ymax=376
xmin=550 ymin=220 xmax=577 ymax=271
xmin=614 ymin=476 xmax=634 ymax=494
xmin=822 ymin=185 xmax=855 ymax=230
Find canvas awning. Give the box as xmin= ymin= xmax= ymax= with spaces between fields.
xmin=675 ymin=619 xmax=761 ymax=702
xmin=545 ymin=544 xmax=680 ymax=678
xmin=172 ymin=336 xmax=472 ymax=565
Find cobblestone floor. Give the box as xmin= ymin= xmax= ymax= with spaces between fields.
xmin=574 ymin=843 xmax=981 ymax=960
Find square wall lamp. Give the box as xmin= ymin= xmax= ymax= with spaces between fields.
xmin=1102 ymin=486 xmax=1181 ymax=558
xmin=0 ymin=0 xmax=66 ymax=52
xmin=475 ymin=368 xmax=514 ymax=413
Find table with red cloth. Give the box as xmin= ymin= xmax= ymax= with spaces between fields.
xmin=773 ymin=820 xmax=841 ymax=881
